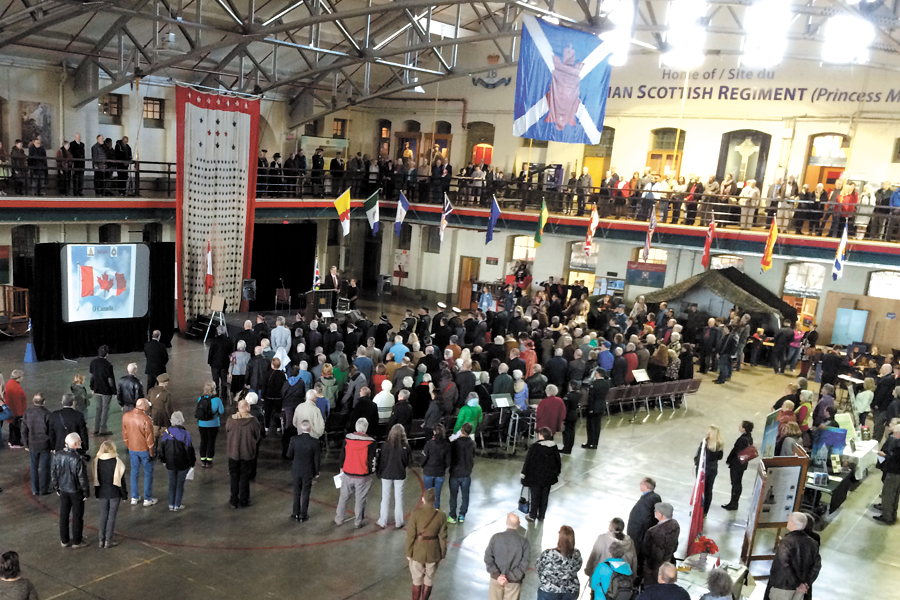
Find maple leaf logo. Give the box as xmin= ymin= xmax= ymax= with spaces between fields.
xmin=97 ymin=272 xmax=114 ymax=293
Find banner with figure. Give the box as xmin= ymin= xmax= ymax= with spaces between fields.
xmin=513 ymin=15 xmax=613 ymax=144
xmin=175 ymin=85 xmax=260 ymax=330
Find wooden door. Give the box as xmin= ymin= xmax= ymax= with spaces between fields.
xmin=646 ymin=151 xmax=682 ymax=177
xmin=804 ymin=166 xmax=844 ymax=190
xmin=458 ymin=257 xmax=480 ymax=309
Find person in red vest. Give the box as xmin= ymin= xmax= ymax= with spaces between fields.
xmin=4 ymin=370 xmax=28 ymax=448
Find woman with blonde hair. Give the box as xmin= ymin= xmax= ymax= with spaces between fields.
xmin=694 ymin=425 xmax=725 ymax=516
xmin=93 ymin=440 xmax=126 ymax=548
xmin=856 ymin=183 xmax=876 ymax=239
xmin=850 ymin=377 xmax=876 ymax=429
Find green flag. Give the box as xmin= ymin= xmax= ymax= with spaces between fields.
xmin=534 ymin=200 xmax=549 ymax=247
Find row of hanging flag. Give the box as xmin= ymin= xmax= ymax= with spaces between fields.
xmin=331 ymin=192 xmax=851 ymax=278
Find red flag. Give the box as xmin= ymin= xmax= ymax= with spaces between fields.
xmin=688 ymin=439 xmax=707 ymax=546
xmin=205 ymin=241 xmax=213 ymax=293
xmin=701 ymin=222 xmax=716 ymax=269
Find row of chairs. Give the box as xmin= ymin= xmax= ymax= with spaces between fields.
xmin=606 ymin=379 xmax=702 ymax=414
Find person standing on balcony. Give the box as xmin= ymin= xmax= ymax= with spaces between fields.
xmin=9 ymin=140 xmax=26 ymax=195
xmin=330 ymin=152 xmax=345 ymax=194
xmin=91 ymin=135 xmax=106 ymax=196
xmin=312 ymin=148 xmax=325 ymax=198
xmin=27 ymin=136 xmax=48 ymax=196
xmin=70 ymin=133 xmax=85 ymax=196
xmin=115 ymin=137 xmax=132 ymax=196
xmin=576 ymin=166 xmax=593 ymax=217
xmin=56 ymin=141 xmax=73 ymax=197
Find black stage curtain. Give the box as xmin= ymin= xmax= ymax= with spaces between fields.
xmin=32 ymin=243 xmax=175 ymax=361
xmin=248 ymin=223 xmax=316 ymax=313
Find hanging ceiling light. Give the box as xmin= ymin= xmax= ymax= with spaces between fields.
xmin=600 ymin=0 xmax=634 ymax=67
xmin=821 ymin=15 xmax=876 ymax=64
xmin=742 ymin=0 xmax=792 ymax=68
xmin=662 ymin=0 xmax=708 ymax=69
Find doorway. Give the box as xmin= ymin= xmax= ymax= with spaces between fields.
xmin=803 ymin=134 xmax=849 ymax=190
xmin=11 ymin=225 xmax=38 ymax=289
xmin=248 ymin=223 xmax=316 ymax=312
xmin=457 ymin=257 xmax=480 ymax=310
xmin=362 ymin=230 xmax=383 ymax=291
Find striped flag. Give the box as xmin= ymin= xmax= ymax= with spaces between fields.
xmin=701 ymin=222 xmax=716 ymax=269
xmin=440 ymin=193 xmax=453 ymax=242
xmin=534 ymin=199 xmax=549 ymax=247
xmin=486 ymin=195 xmax=500 ymax=244
xmin=313 ymin=258 xmax=320 ymax=289
xmin=334 ymin=188 xmax=351 ymax=236
xmin=205 ymin=240 xmax=213 ymax=293
xmin=641 ymin=207 xmax=657 ymax=262
xmin=761 ymin=220 xmax=778 ymax=272
xmin=832 ymin=223 xmax=849 ymax=281
xmin=395 ymin=192 xmax=409 ymax=237
xmin=688 ymin=438 xmax=708 ymax=542
xmin=364 ymin=190 xmax=380 ymax=235
xmin=584 ymin=207 xmax=600 ymax=255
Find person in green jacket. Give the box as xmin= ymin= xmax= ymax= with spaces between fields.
xmin=454 ymin=393 xmax=483 ymax=434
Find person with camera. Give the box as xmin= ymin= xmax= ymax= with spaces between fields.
xmin=722 ymin=420 xmax=755 ymax=511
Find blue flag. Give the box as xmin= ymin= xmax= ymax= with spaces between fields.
xmin=513 ymin=15 xmax=612 ymax=144
xmin=395 ymin=192 xmax=409 ymax=237
xmin=486 ymin=196 xmax=500 ymax=244
xmin=832 ymin=223 xmax=848 ymax=281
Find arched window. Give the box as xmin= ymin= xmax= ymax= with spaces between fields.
xmin=804 ymin=133 xmax=850 ymax=190
xmin=717 ymin=130 xmax=772 ymax=185
xmin=403 ymin=120 xmax=420 ymax=133
xmin=631 ymin=247 xmax=668 ymax=264
xmin=867 ymin=271 xmax=900 ymax=300
xmin=651 ymin=128 xmax=686 ymax=152
xmin=783 ymin=262 xmax=826 ymax=298
xmin=435 ymin=121 xmax=451 ymax=134
xmin=99 ymin=224 xmax=121 ymax=244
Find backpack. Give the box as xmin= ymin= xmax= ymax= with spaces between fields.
xmin=195 ymin=395 xmax=214 ymax=421
xmin=606 ymin=570 xmax=635 ymax=600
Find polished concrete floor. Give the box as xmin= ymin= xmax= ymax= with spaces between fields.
xmin=1 ymin=315 xmax=897 ymax=600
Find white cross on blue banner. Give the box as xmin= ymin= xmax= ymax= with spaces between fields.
xmin=513 ymin=15 xmax=613 ymax=144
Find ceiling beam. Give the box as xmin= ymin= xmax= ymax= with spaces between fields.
xmin=0 ymin=2 xmax=94 ymax=50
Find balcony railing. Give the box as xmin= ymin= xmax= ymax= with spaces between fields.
xmin=4 ymin=161 xmax=897 ymax=243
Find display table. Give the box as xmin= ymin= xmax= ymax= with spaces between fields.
xmin=676 ymin=554 xmax=753 ymax=599
xmin=802 ymin=470 xmax=853 ymax=514
xmin=843 ymin=439 xmax=879 ymax=480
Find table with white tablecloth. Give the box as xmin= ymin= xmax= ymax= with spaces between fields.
xmin=676 ymin=554 xmax=754 ymax=599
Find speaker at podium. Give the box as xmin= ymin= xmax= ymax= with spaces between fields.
xmin=305 ymin=289 xmax=334 ymax=321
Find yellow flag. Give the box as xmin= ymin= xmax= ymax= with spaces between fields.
xmin=334 ymin=188 xmax=351 ymax=236
xmin=761 ymin=220 xmax=777 ymax=272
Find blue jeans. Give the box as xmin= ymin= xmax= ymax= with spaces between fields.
xmin=168 ymin=469 xmax=189 ymax=507
xmin=449 ymin=476 xmax=470 ymax=519
xmin=423 ymin=475 xmax=444 ymax=509
xmin=715 ymin=354 xmax=733 ymax=383
xmin=30 ymin=450 xmax=51 ymax=494
xmin=787 ymin=346 xmax=801 ymax=371
xmin=129 ymin=450 xmax=154 ymax=500
xmin=537 ymin=591 xmax=576 ymax=600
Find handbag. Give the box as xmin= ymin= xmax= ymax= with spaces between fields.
xmin=737 ymin=445 xmax=759 ymax=464
xmin=517 ymin=485 xmax=530 ymax=515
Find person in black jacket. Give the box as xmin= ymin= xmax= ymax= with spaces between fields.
xmin=421 ymin=424 xmax=450 ymax=509
xmin=722 ymin=421 xmax=754 ymax=511
xmin=714 ymin=326 xmax=738 ymax=384
xmin=771 ymin=320 xmax=795 ymax=375
xmin=157 ymin=411 xmax=196 ymax=511
xmin=27 ymin=136 xmax=48 ymax=195
xmin=697 ymin=319 xmax=721 ymax=374
xmin=348 ymin=387 xmax=379 ymax=437
xmin=627 ymin=477 xmax=662 ymax=575
xmin=764 ymin=513 xmax=820 ymax=600
xmin=583 ymin=369 xmax=609 ymax=450
xmin=70 ymin=133 xmax=85 ymax=196
xmin=50 ymin=394 xmax=90 ymax=457
xmin=448 ymin=422 xmax=475 ymax=523
xmin=263 ymin=358 xmax=287 ymax=433
xmin=874 ymin=425 xmax=900 ymax=525
xmin=89 ymin=345 xmax=116 ymax=435
xmin=22 ymin=393 xmax=53 ymax=495
xmin=208 ymin=326 xmax=234 ymax=401
xmin=280 ymin=365 xmax=307 ymax=458
xmin=117 ymin=363 xmax=144 ymax=413
xmin=377 ymin=423 xmax=412 ymax=528
xmin=387 ymin=389 xmax=414 ymax=434
xmin=51 ymin=432 xmax=91 ymax=548
xmin=287 ymin=419 xmax=321 ymax=522
xmin=143 ymin=330 xmax=169 ymax=390
xmin=521 ymin=427 xmax=562 ymax=522
xmin=872 ymin=364 xmax=900 ymax=443
xmin=561 ymin=381 xmax=581 ymax=454
xmin=245 ymin=346 xmax=270 ymax=398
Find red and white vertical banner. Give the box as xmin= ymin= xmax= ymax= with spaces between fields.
xmin=584 ymin=207 xmax=600 ymax=255
xmin=688 ymin=438 xmax=707 ymax=544
xmin=175 ymin=85 xmax=259 ymax=330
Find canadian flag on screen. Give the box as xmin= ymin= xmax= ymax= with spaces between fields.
xmin=81 ymin=266 xmax=126 ymax=297
xmin=205 ymin=241 xmax=214 ymax=293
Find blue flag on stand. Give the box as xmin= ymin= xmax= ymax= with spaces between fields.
xmin=486 ymin=195 xmax=500 ymax=244
xmin=832 ymin=223 xmax=848 ymax=281
xmin=513 ymin=15 xmax=613 ymax=144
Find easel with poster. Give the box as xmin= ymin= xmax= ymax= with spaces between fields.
xmin=740 ymin=446 xmax=810 ymax=579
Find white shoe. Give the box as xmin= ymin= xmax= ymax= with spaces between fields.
xmin=143 ymin=498 xmax=158 ymax=507
xmin=130 ymin=498 xmax=139 ymax=505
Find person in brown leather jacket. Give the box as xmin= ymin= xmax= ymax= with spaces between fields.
xmin=122 ymin=398 xmax=156 ymax=507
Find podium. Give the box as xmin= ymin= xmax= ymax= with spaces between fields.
xmin=305 ymin=289 xmax=334 ymax=321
